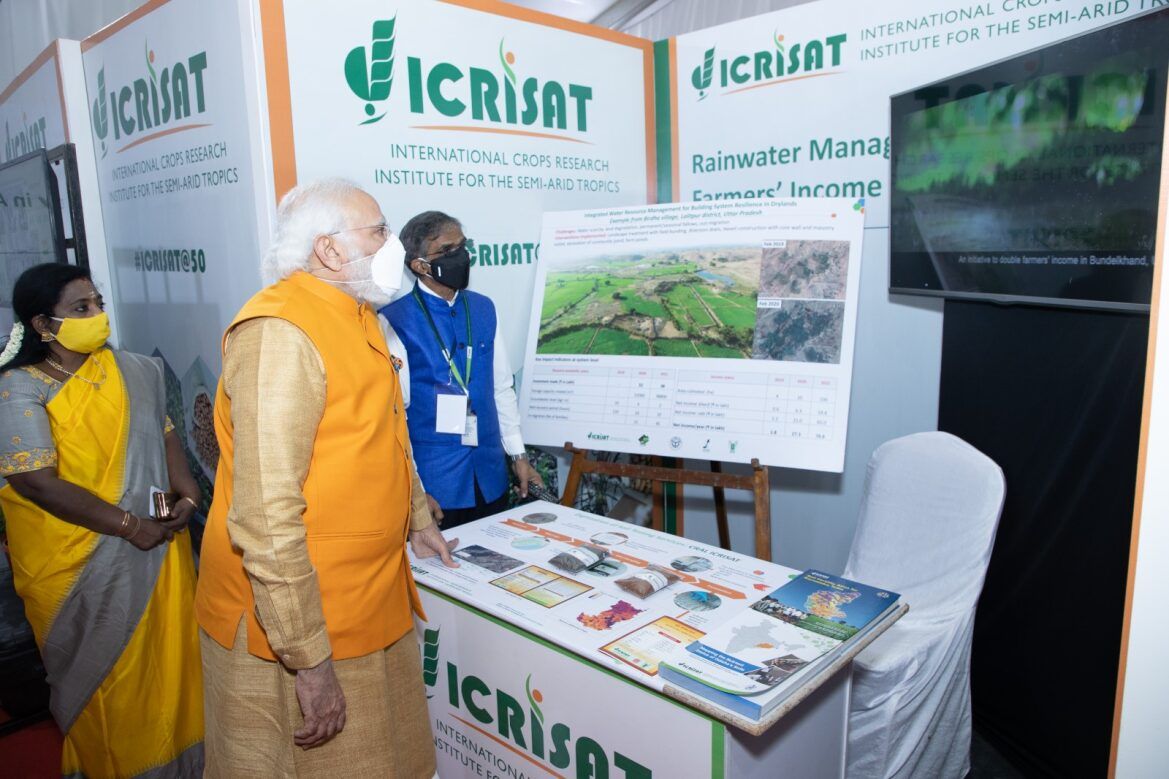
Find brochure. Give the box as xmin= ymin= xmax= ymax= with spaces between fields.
xmin=659 ymin=570 xmax=900 ymax=719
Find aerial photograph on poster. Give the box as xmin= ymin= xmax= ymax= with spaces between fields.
xmin=759 ymin=240 xmax=849 ymax=300
xmin=752 ymin=240 xmax=850 ymax=364
xmin=752 ymin=301 xmax=846 ymax=364
xmin=535 ymin=246 xmax=760 ymax=358
xmin=535 ymin=239 xmax=851 ymax=364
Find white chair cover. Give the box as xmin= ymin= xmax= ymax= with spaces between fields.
xmin=843 ymin=432 xmax=1005 ymax=779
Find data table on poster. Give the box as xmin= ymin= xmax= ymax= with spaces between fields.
xmin=526 ymin=363 xmax=840 ymax=440
xmin=519 ymin=199 xmax=865 ymax=471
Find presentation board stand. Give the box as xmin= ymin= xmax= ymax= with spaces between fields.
xmin=519 ymin=200 xmax=867 ymax=532
xmin=561 ymin=443 xmax=773 ymax=561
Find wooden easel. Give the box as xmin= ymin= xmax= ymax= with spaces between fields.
xmin=559 ymin=442 xmax=773 ymax=562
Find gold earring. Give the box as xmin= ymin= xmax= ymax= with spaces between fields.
xmin=41 ymin=331 xmax=54 ymax=343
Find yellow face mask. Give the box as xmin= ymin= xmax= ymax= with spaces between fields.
xmin=50 ymin=312 xmax=111 ymax=354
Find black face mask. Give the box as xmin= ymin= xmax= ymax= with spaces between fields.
xmin=427 ymin=244 xmax=471 ymax=290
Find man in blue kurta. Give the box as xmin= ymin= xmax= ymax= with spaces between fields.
xmin=381 ymin=211 xmax=544 ymax=528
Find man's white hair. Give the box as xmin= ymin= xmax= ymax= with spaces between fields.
xmin=262 ymin=178 xmax=365 ymax=283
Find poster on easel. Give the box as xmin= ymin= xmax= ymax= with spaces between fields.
xmin=518 ymin=198 xmax=865 ymax=471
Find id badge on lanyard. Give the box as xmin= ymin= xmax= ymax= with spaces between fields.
xmin=419 ymin=288 xmax=477 ymax=446
xmin=435 ymin=386 xmax=468 ymax=434
xmin=435 ymin=386 xmax=478 ymax=446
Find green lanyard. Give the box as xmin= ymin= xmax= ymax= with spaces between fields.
xmin=412 ymin=285 xmax=473 ymax=393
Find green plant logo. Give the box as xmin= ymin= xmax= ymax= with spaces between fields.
xmin=421 ymin=626 xmax=440 ymax=696
xmin=91 ymin=67 xmax=109 ymax=158
xmin=345 ymin=17 xmax=396 ymax=125
xmin=145 ymin=41 xmax=157 ymax=85
xmin=499 ymin=38 xmax=516 ymax=88
xmin=691 ymin=47 xmax=714 ymax=100
xmin=524 ymin=673 xmax=544 ymax=725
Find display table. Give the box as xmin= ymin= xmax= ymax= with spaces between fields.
xmin=410 ymin=502 xmax=904 ymax=778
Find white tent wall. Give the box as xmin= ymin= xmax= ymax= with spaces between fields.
xmin=56 ymin=40 xmax=121 ymax=347
xmin=618 ymin=0 xmax=810 ymax=38
xmin=0 ymin=0 xmax=142 ymax=89
xmin=1116 ymin=317 xmax=1169 ymax=776
xmin=1113 ymin=107 xmax=1169 ymax=777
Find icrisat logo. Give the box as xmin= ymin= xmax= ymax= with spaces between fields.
xmin=3 ymin=113 xmax=48 ymax=163
xmin=690 ymin=30 xmax=847 ymax=100
xmin=345 ymin=17 xmax=396 ymax=125
xmin=90 ymin=43 xmax=210 ymax=157
xmin=443 ymin=661 xmax=653 ymax=777
xmin=346 ymin=15 xmax=595 ymax=140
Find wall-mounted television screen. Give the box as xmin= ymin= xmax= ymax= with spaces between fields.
xmin=0 ymin=149 xmax=67 ymax=330
xmin=889 ymin=8 xmax=1168 ymax=311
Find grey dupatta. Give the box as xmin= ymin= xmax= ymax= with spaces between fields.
xmin=40 ymin=351 xmax=172 ymax=733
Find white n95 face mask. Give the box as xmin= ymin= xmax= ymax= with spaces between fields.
xmin=322 ymin=232 xmax=407 ymax=306
xmin=370 ymin=232 xmax=406 ymax=297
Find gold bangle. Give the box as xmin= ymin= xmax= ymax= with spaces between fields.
xmin=125 ymin=514 xmax=142 ymax=541
xmin=179 ymin=496 xmax=199 ymax=510
xmin=117 ymin=511 xmax=132 ymax=538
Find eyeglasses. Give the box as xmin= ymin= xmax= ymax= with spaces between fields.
xmin=328 ymin=222 xmax=390 ymax=239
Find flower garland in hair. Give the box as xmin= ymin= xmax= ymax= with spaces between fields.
xmin=0 ymin=321 xmax=25 ymax=367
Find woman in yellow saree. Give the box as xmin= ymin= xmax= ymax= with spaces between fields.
xmin=0 ymin=264 xmax=203 ymax=777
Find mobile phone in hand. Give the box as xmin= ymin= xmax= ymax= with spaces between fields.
xmin=525 ymin=482 xmax=561 ymax=504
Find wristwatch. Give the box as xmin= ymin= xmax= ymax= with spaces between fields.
xmin=509 ymin=453 xmax=528 ymax=463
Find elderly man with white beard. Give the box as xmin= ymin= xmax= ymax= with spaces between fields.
xmin=196 ymin=178 xmax=457 ymax=778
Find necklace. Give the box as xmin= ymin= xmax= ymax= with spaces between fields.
xmin=45 ymin=353 xmax=106 ymax=388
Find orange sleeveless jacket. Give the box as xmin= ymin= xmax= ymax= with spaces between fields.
xmin=195 ymin=272 xmax=422 ymax=661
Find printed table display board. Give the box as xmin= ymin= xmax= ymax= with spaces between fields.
xmin=411 ymin=501 xmax=877 ymax=778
